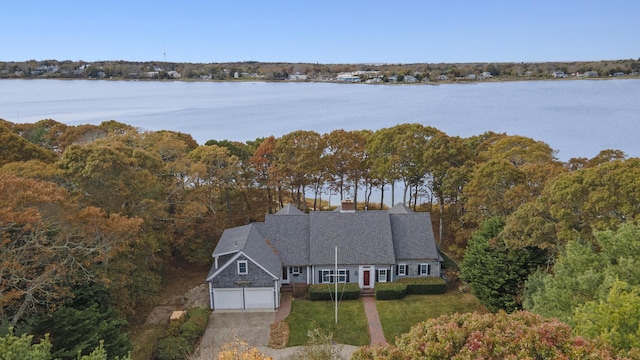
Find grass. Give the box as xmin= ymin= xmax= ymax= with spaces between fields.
xmin=376 ymin=292 xmax=487 ymax=344
xmin=284 ymin=289 xmax=486 ymax=347
xmin=285 ymin=299 xmax=370 ymax=346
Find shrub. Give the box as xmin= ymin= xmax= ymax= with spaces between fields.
xmin=179 ymin=308 xmax=209 ymax=341
xmin=397 ymin=277 xmax=446 ymax=295
xmin=375 ymin=283 xmax=407 ymax=300
xmin=155 ymin=307 xmax=210 ymax=360
xmin=156 ymin=336 xmax=192 ymax=360
xmin=308 ymin=283 xmax=360 ymax=301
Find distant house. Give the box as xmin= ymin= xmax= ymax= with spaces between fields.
xmin=437 ymin=74 xmax=449 ymax=81
xmin=336 ymin=73 xmax=360 ymax=82
xmin=167 ymin=71 xmax=181 ymax=78
xmin=467 ymin=74 xmax=476 ymax=80
xmin=585 ymin=71 xmax=598 ymax=77
xmin=552 ymin=71 xmax=567 ymax=78
xmin=481 ymin=71 xmax=492 ymax=78
xmin=613 ymin=72 xmax=625 ymax=77
xmin=404 ymin=75 xmax=417 ymax=82
xmin=206 ymin=202 xmax=442 ymax=310
xmin=288 ymin=72 xmax=309 ymax=81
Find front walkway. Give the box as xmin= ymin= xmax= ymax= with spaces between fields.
xmin=362 ymin=296 xmax=388 ymax=346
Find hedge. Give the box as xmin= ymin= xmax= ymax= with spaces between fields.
xmin=374 ymin=282 xmax=407 ymax=300
xmin=308 ymin=283 xmax=360 ymax=301
xmin=155 ymin=307 xmax=210 ymax=360
xmin=397 ymin=277 xmax=447 ymax=295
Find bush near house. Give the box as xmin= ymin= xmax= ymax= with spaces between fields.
xmin=376 ymin=278 xmax=447 ymax=300
xmin=308 ymin=283 xmax=360 ymax=301
xmin=397 ymin=277 xmax=447 ymax=295
xmin=375 ymin=283 xmax=407 ymax=300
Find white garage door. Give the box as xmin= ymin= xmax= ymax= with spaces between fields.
xmin=213 ymin=289 xmax=244 ymax=310
xmin=244 ymin=288 xmax=275 ymax=309
xmin=213 ymin=288 xmax=275 ymax=310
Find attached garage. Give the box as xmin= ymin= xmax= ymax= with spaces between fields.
xmin=212 ymin=287 xmax=276 ymax=310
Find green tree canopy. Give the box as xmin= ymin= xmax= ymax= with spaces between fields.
xmin=460 ymin=217 xmax=547 ymax=313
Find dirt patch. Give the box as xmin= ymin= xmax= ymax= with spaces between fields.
xmin=268 ymin=321 xmax=289 ymax=349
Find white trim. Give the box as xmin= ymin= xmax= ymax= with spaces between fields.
xmin=359 ymin=265 xmax=375 ymax=288
xmin=378 ymin=268 xmax=388 ymax=282
xmin=398 ymin=264 xmax=408 ymax=276
xmin=237 ymin=260 xmax=248 ymax=275
xmin=206 ymin=251 xmax=279 ymax=281
xmin=208 ymin=282 xmax=214 ymax=309
xmin=419 ymin=263 xmax=431 ymax=275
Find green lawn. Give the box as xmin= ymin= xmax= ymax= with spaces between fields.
xmin=285 ymin=299 xmax=370 ymax=346
xmin=284 ymin=291 xmax=486 ymax=347
xmin=376 ymin=292 xmax=486 ymax=344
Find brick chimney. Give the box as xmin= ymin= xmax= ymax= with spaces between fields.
xmin=341 ymin=199 xmax=355 ymax=213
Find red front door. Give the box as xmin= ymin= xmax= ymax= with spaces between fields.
xmin=363 ymin=270 xmax=370 ymax=287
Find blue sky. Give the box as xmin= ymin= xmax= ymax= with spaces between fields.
xmin=2 ymin=0 xmax=638 ymax=64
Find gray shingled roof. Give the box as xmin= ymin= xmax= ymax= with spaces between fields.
xmin=257 ymin=213 xmax=310 ymax=266
xmin=388 ymin=203 xmax=412 ymax=214
xmin=309 ymin=211 xmax=396 ymax=265
xmin=275 ymin=204 xmax=305 ymax=215
xmin=210 ymin=206 xmax=440 ymax=272
xmin=390 ymin=212 xmax=440 ymax=260
xmin=212 ymin=224 xmax=253 ymax=257
xmin=209 ymin=223 xmax=281 ymax=280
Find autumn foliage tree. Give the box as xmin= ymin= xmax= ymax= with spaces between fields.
xmin=0 ymin=175 xmax=143 ymax=326
xmin=352 ymin=311 xmax=640 ymax=360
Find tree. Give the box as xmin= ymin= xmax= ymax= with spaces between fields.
xmin=0 ymin=123 xmax=58 ymax=166
xmin=0 ymin=174 xmax=144 ymax=326
xmin=460 ymin=217 xmax=546 ymax=313
xmin=324 ymin=129 xmax=371 ymax=208
xmin=250 ymin=136 xmax=277 ymax=213
xmin=422 ymin=133 xmax=471 ymax=246
xmin=573 ymin=280 xmax=640 ymax=351
xmin=367 ymin=124 xmax=440 ymax=207
xmin=502 ymin=158 xmax=640 ymax=252
xmin=33 ymin=283 xmax=132 ymax=360
xmin=352 ymin=311 xmax=636 ymax=360
xmin=0 ymin=331 xmax=130 ymax=360
xmin=523 ymin=223 xmax=640 ymax=324
xmin=462 ymin=135 xmax=564 ymax=228
xmin=272 ymin=130 xmax=324 ymax=211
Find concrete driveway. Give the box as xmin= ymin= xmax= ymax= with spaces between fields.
xmin=197 ymin=310 xmax=275 ymax=359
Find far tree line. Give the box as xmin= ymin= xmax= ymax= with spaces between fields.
xmin=1 ymin=58 xmax=639 ymax=81
xmin=2 ymin=118 xmax=640 ymax=357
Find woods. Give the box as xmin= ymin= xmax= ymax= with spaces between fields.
xmin=2 ymin=117 xmax=640 ymax=357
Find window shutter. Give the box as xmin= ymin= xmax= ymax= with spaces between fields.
xmin=289 ymin=267 xmax=293 ymax=273
xmin=375 ymin=271 xmax=379 ymax=282
xmin=427 ymin=264 xmax=431 ymax=275
xmin=346 ymin=271 xmax=350 ymax=283
xmin=319 ymin=270 xmax=322 ymax=283
xmin=395 ymin=265 xmax=399 ymax=275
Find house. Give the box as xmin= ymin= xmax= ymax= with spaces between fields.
xmin=552 ymin=71 xmax=566 ymax=78
xmin=206 ymin=202 xmax=442 ymax=310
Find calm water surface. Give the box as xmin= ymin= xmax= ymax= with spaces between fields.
xmin=1 ymin=79 xmax=639 ymax=161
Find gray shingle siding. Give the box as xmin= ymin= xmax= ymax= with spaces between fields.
xmin=210 ymin=254 xmax=277 ymax=288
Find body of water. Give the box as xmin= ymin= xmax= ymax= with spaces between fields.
xmin=1 ymin=79 xmax=639 ymax=161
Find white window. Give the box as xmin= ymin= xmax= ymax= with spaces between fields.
xmin=237 ymin=260 xmax=248 ymax=275
xmin=337 ymin=269 xmax=347 ymax=283
xmin=321 ymin=270 xmax=332 ymax=283
xmin=291 ymin=266 xmax=301 ymax=275
xmin=378 ymin=269 xmax=388 ymax=282
xmin=419 ymin=263 xmax=430 ymax=275
xmin=398 ymin=264 xmax=408 ymax=276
